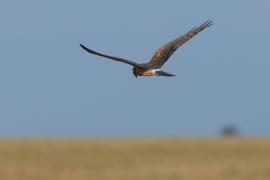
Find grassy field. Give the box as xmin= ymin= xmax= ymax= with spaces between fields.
xmin=0 ymin=138 xmax=269 ymax=180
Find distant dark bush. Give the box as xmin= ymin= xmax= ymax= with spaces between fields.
xmin=221 ymin=125 xmax=239 ymax=137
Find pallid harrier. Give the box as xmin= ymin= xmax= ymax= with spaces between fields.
xmin=80 ymin=20 xmax=213 ymax=78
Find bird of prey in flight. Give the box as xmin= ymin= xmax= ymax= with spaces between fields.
xmin=80 ymin=20 xmax=213 ymax=78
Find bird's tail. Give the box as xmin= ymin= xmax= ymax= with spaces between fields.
xmin=156 ymin=70 xmax=175 ymax=77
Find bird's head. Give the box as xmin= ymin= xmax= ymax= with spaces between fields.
xmin=132 ymin=67 xmax=138 ymax=78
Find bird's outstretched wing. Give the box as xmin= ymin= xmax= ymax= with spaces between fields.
xmin=147 ymin=20 xmax=213 ymax=68
xmin=80 ymin=44 xmax=146 ymax=68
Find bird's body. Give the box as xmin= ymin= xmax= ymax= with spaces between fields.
xmin=80 ymin=20 xmax=213 ymax=77
xmin=134 ymin=67 xmax=158 ymax=76
xmin=132 ymin=67 xmax=175 ymax=77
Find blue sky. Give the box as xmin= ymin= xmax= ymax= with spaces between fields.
xmin=0 ymin=0 xmax=269 ymax=137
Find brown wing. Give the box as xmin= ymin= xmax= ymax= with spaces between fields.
xmin=80 ymin=44 xmax=146 ymax=68
xmin=147 ymin=20 xmax=213 ymax=68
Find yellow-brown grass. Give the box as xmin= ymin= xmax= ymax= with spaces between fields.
xmin=0 ymin=138 xmax=269 ymax=180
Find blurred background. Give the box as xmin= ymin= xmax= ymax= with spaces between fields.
xmin=1 ymin=1 xmax=270 ymax=180
xmin=1 ymin=0 xmax=269 ymax=138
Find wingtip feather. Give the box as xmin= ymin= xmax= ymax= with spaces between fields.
xmin=80 ymin=43 xmax=86 ymax=49
xmin=201 ymin=20 xmax=214 ymax=29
